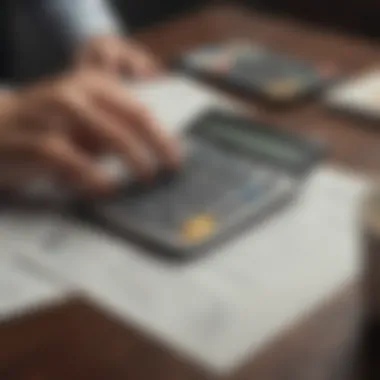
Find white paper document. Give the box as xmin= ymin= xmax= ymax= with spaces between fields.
xmin=0 ymin=252 xmax=70 ymax=323
xmin=127 ymin=75 xmax=246 ymax=134
xmin=13 ymin=165 xmax=368 ymax=375
xmin=325 ymin=69 xmax=380 ymax=116
xmin=0 ymin=76 xmax=370 ymax=374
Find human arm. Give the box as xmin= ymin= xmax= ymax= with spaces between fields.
xmin=21 ymin=0 xmax=160 ymax=77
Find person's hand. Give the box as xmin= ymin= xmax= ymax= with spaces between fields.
xmin=76 ymin=35 xmax=161 ymax=78
xmin=0 ymin=70 xmax=179 ymax=194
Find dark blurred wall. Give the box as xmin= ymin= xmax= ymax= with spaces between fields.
xmin=115 ymin=0 xmax=207 ymax=31
xmin=0 ymin=1 xmax=9 ymax=80
xmin=244 ymin=0 xmax=380 ymax=38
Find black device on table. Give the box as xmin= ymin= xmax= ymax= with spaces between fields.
xmin=174 ymin=40 xmax=339 ymax=104
xmin=83 ymin=108 xmax=327 ymax=258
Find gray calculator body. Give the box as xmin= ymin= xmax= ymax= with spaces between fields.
xmin=86 ymin=109 xmax=326 ymax=258
xmin=175 ymin=41 xmax=338 ymax=104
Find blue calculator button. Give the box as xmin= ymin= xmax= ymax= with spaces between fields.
xmin=242 ymin=184 xmax=262 ymax=201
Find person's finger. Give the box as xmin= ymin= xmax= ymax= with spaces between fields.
xmin=118 ymin=49 xmax=145 ymax=77
xmin=58 ymin=94 xmax=154 ymax=180
xmin=77 ymin=44 xmax=116 ymax=74
xmin=0 ymin=158 xmax=45 ymax=188
xmin=76 ymin=45 xmax=94 ymax=68
xmin=36 ymin=135 xmax=113 ymax=194
xmin=83 ymin=110 xmax=155 ymax=180
xmin=0 ymin=132 xmax=105 ymax=193
xmin=95 ymin=44 xmax=120 ymax=73
xmin=136 ymin=48 xmax=163 ymax=76
xmin=121 ymin=45 xmax=161 ymax=78
xmin=91 ymin=79 xmax=181 ymax=168
xmin=71 ymin=124 xmax=105 ymax=155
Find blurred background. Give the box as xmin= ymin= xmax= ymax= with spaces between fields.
xmin=121 ymin=0 xmax=380 ymax=37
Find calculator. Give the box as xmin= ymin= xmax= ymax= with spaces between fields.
xmin=85 ymin=109 xmax=326 ymax=258
xmin=175 ymin=40 xmax=338 ymax=104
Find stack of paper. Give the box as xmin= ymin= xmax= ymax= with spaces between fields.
xmin=0 ymin=76 xmax=370 ymax=375
xmin=19 ymin=164 xmax=367 ymax=374
xmin=0 ymin=252 xmax=70 ymax=323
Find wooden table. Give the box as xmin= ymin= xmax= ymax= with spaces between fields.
xmin=2 ymin=3 xmax=380 ymax=379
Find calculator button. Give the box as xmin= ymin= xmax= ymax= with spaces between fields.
xmin=177 ymin=178 xmax=224 ymax=212
xmin=242 ymin=179 xmax=271 ymax=202
xmin=211 ymin=192 xmax=245 ymax=220
xmin=111 ymin=141 xmax=270 ymax=236
xmin=181 ymin=214 xmax=216 ymax=242
xmin=263 ymin=78 xmax=301 ymax=99
xmin=213 ymin=181 xmax=263 ymax=218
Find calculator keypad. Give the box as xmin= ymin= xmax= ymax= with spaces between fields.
xmin=108 ymin=140 xmax=277 ymax=239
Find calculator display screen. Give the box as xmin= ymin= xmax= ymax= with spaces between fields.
xmin=199 ymin=121 xmax=305 ymax=165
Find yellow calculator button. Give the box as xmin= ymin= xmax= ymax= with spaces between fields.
xmin=264 ymin=78 xmax=300 ymax=99
xmin=181 ymin=214 xmax=216 ymax=242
